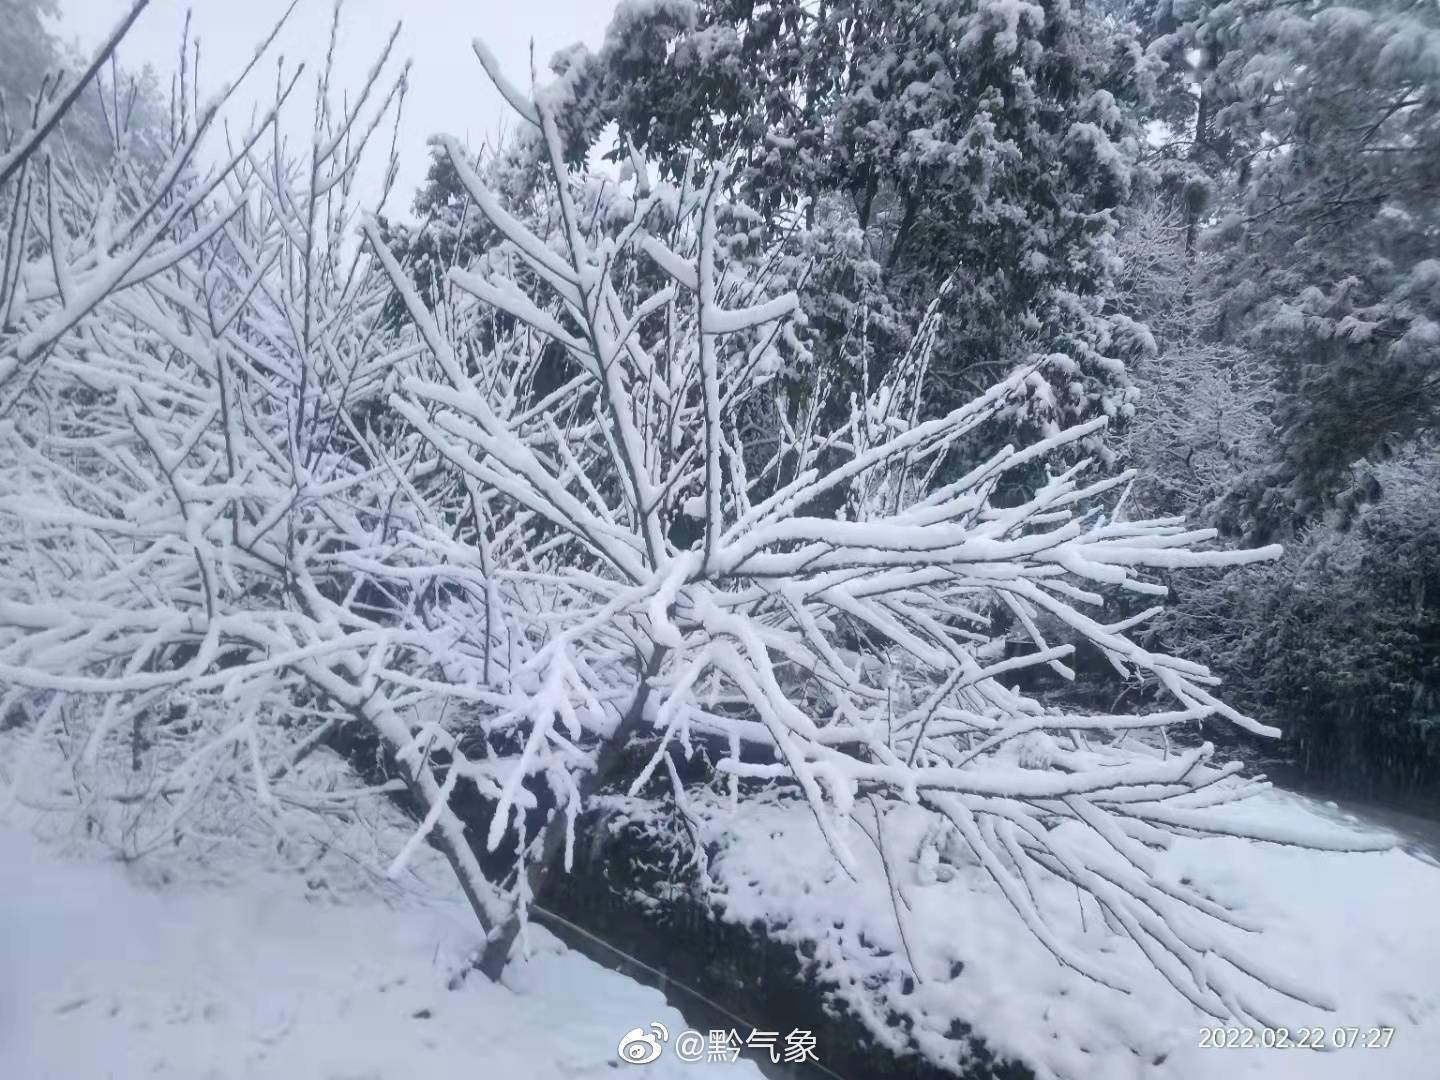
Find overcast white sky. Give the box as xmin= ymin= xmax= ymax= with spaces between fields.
xmin=57 ymin=0 xmax=621 ymax=219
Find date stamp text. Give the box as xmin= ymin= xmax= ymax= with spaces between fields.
xmin=1199 ymin=1026 xmax=1395 ymax=1050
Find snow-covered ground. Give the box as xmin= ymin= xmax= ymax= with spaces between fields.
xmin=4 ymin=786 xmax=1439 ymax=1080
xmin=0 ymin=818 xmax=763 ymax=1080
xmin=696 ymin=785 xmax=1440 ymax=1080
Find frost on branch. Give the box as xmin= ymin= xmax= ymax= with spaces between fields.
xmin=362 ymin=47 xmax=1390 ymax=1018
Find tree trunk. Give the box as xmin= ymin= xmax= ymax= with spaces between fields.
xmin=477 ymin=642 xmax=670 ymax=978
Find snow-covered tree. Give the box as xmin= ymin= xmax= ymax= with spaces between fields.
xmin=1111 ymin=201 xmax=1271 ymax=523
xmin=0 ymin=2 xmax=1397 ymax=1035
xmin=0 ymin=4 xmax=490 ymax=904
xmin=398 ymin=0 xmax=1164 ymax=471
xmin=358 ymin=45 xmax=1391 ymax=1024
xmin=1182 ymin=0 xmax=1440 ymax=539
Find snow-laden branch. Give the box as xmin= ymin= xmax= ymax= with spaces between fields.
xmin=0 ymin=13 xmax=1396 ymax=1034
xmin=354 ymin=46 xmax=1393 ymax=1019
xmin=0 ymin=19 xmax=517 ymax=941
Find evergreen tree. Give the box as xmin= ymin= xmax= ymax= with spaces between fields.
xmin=590 ymin=0 xmax=1160 ymax=448
xmin=391 ymin=1 xmax=1166 ymax=476
xmin=1192 ymin=0 xmax=1440 ymax=539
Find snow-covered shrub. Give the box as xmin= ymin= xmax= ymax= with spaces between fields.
xmin=360 ymin=45 xmax=1390 ymax=1021
xmin=1186 ymin=449 xmax=1440 ymax=795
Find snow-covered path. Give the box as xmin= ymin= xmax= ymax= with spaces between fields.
xmin=0 ymin=822 xmax=763 ymax=1080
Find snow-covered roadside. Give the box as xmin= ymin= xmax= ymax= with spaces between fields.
xmin=5 ymin=784 xmax=1438 ymax=1080
xmin=691 ymin=785 xmax=1440 ymax=1080
xmin=0 ymin=819 xmax=763 ymax=1080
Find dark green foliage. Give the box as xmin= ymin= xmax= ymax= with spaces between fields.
xmin=1111 ymin=0 xmax=1440 ymax=796
xmin=1171 ymin=455 xmax=1440 ymax=796
xmin=1195 ymin=0 xmax=1440 ymax=539
xmin=387 ymin=0 xmax=1157 ymax=486
xmin=591 ymin=0 xmax=1152 ymax=439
